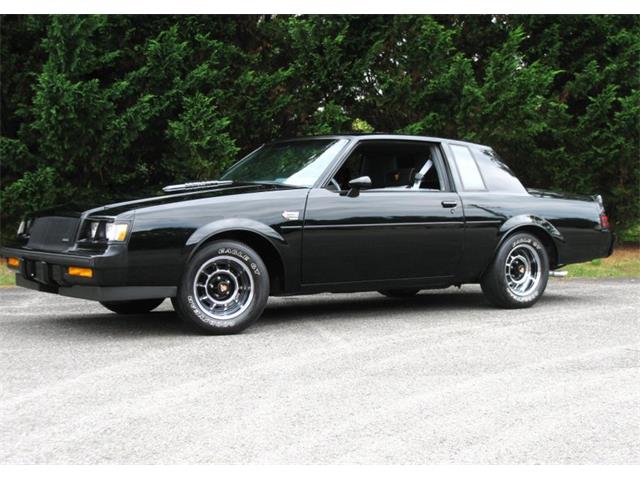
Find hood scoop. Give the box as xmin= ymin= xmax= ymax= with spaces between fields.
xmin=162 ymin=180 xmax=233 ymax=193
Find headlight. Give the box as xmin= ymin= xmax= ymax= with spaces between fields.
xmin=17 ymin=218 xmax=32 ymax=236
xmin=90 ymin=221 xmax=100 ymax=238
xmin=83 ymin=220 xmax=129 ymax=242
xmin=105 ymin=223 xmax=129 ymax=242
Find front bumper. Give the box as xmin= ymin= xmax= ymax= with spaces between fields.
xmin=15 ymin=275 xmax=176 ymax=302
xmin=1 ymin=246 xmax=176 ymax=302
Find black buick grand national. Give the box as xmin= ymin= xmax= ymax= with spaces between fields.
xmin=1 ymin=135 xmax=614 ymax=334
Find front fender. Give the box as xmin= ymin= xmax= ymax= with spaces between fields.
xmin=185 ymin=218 xmax=286 ymax=262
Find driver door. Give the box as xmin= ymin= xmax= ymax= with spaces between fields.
xmin=301 ymin=140 xmax=464 ymax=286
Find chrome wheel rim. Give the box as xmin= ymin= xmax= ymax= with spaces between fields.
xmin=193 ymin=255 xmax=254 ymax=321
xmin=504 ymin=244 xmax=541 ymax=297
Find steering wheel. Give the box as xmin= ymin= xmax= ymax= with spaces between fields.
xmin=330 ymin=178 xmax=341 ymax=191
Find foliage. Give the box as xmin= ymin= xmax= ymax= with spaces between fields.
xmin=619 ymin=222 xmax=640 ymax=244
xmin=1 ymin=14 xmax=639 ymax=239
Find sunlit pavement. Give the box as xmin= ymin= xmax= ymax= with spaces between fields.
xmin=1 ymin=279 xmax=638 ymax=463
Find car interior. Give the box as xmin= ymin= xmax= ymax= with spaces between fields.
xmin=328 ymin=141 xmax=443 ymax=192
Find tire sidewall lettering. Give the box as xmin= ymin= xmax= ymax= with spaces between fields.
xmin=510 ymin=237 xmax=541 ymax=252
xmin=217 ymin=247 xmax=261 ymax=276
xmin=187 ymin=294 xmax=234 ymax=327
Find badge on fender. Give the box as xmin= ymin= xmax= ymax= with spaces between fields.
xmin=281 ymin=210 xmax=300 ymax=221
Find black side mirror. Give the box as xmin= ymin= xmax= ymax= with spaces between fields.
xmin=347 ymin=176 xmax=372 ymax=197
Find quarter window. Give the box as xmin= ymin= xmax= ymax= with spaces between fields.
xmin=471 ymin=147 xmax=526 ymax=193
xmin=450 ymin=144 xmax=486 ymax=191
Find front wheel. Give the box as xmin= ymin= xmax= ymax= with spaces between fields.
xmin=173 ymin=241 xmax=269 ymax=334
xmin=481 ymin=232 xmax=549 ymax=308
xmin=100 ymin=298 xmax=164 ymax=315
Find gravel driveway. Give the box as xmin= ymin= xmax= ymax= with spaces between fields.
xmin=1 ymin=279 xmax=638 ymax=463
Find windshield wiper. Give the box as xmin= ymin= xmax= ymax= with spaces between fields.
xmin=238 ymin=180 xmax=281 ymax=186
xmin=162 ymin=180 xmax=234 ymax=193
xmin=238 ymin=181 xmax=307 ymax=188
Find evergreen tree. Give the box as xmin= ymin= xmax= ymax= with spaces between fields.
xmin=1 ymin=14 xmax=638 ymax=238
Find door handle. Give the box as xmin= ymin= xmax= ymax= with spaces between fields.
xmin=441 ymin=201 xmax=457 ymax=208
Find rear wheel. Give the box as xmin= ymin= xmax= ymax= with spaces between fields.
xmin=378 ymin=288 xmax=420 ymax=298
xmin=174 ymin=240 xmax=269 ymax=334
xmin=481 ymin=232 xmax=549 ymax=308
xmin=100 ymin=298 xmax=164 ymax=315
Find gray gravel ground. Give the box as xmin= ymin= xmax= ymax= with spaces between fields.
xmin=0 ymin=279 xmax=639 ymax=464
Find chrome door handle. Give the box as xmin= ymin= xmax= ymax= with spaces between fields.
xmin=441 ymin=201 xmax=457 ymax=208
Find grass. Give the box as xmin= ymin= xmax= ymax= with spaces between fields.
xmin=0 ymin=262 xmax=16 ymax=286
xmin=0 ymin=241 xmax=638 ymax=287
xmin=564 ymin=245 xmax=640 ymax=278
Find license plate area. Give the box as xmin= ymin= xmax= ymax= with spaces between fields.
xmin=25 ymin=260 xmax=51 ymax=285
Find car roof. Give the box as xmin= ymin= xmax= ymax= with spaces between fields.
xmin=270 ymin=133 xmax=491 ymax=150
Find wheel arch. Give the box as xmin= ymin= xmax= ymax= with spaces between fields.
xmin=497 ymin=215 xmax=563 ymax=270
xmin=185 ymin=220 xmax=287 ymax=295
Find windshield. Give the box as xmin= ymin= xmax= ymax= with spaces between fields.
xmin=221 ymin=139 xmax=348 ymax=187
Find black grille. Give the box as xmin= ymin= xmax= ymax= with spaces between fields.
xmin=27 ymin=216 xmax=80 ymax=252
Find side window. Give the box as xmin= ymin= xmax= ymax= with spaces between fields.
xmin=328 ymin=141 xmax=443 ymax=191
xmin=331 ymin=152 xmax=364 ymax=190
xmin=450 ymin=144 xmax=486 ymax=191
xmin=416 ymin=159 xmax=441 ymax=191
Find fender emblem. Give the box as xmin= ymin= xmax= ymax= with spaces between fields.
xmin=281 ymin=210 xmax=300 ymax=221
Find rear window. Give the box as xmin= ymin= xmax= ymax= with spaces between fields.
xmin=472 ymin=147 xmax=526 ymax=193
xmin=450 ymin=144 xmax=486 ymax=191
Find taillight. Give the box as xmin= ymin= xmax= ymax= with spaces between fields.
xmin=594 ymin=195 xmax=610 ymax=230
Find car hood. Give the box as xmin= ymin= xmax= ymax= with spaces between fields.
xmin=29 ymin=183 xmax=301 ymax=219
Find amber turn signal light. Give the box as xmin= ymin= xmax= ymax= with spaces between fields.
xmin=67 ymin=266 xmax=93 ymax=278
xmin=6 ymin=257 xmax=21 ymax=269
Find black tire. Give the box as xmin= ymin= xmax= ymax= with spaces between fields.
xmin=378 ymin=288 xmax=420 ymax=298
xmin=480 ymin=232 xmax=549 ymax=308
xmin=100 ymin=298 xmax=164 ymax=315
xmin=174 ymin=240 xmax=269 ymax=334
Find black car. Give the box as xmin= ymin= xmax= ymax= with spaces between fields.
xmin=1 ymin=134 xmax=614 ymax=334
